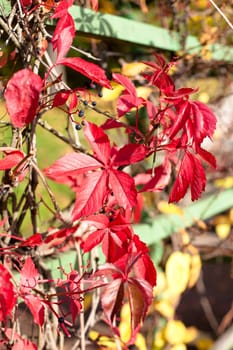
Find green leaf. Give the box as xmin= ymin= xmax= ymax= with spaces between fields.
xmin=0 ymin=0 xmax=12 ymax=16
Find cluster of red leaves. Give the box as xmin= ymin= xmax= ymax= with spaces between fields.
xmin=1 ymin=1 xmax=217 ymax=348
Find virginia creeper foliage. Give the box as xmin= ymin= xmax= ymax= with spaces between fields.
xmin=0 ymin=0 xmax=217 ymax=348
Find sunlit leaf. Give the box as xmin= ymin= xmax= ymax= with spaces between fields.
xmin=157 ymin=201 xmax=183 ymax=216
xmin=154 ymin=300 xmax=174 ymax=319
xmin=165 ymin=252 xmax=191 ymax=295
xmin=121 ymin=62 xmax=147 ymax=77
xmin=164 ymin=320 xmax=187 ymax=345
xmin=188 ymin=253 xmax=201 ymax=288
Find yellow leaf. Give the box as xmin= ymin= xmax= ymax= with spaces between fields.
xmin=119 ymin=303 xmax=131 ymax=343
xmin=101 ymin=83 xmax=124 ymax=102
xmin=198 ymin=92 xmax=209 ymax=103
xmin=180 ymin=229 xmax=190 ymax=245
xmin=157 ymin=201 xmax=184 ymax=216
xmin=196 ymin=337 xmax=213 ymax=350
xmin=121 ymin=62 xmax=147 ymax=77
xmin=154 ymin=300 xmax=174 ymax=319
xmin=136 ymin=333 xmax=147 ymax=350
xmin=164 ymin=320 xmax=187 ymax=345
xmin=184 ymin=327 xmax=198 ymax=343
xmin=165 ymin=252 xmax=191 ymax=295
xmin=136 ymin=86 xmax=152 ymax=99
xmin=188 ymin=254 xmax=202 ymax=288
xmin=213 ymin=215 xmax=231 ymax=225
xmin=153 ymin=271 xmax=167 ymax=296
xmin=153 ymin=330 xmax=166 ymax=348
xmin=214 ymin=176 xmax=233 ymax=189
xmin=170 ymin=345 xmax=187 ymax=350
xmin=214 ymin=215 xmax=231 ymax=238
xmin=229 ymin=208 xmax=233 ymax=223
xmin=215 ymin=224 xmax=231 ymax=239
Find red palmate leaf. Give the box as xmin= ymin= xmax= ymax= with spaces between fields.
xmin=19 ymin=233 xmax=43 ymax=247
xmin=20 ymin=257 xmax=39 ymax=292
xmin=169 ymin=100 xmax=217 ymax=146
xmin=56 ymin=57 xmax=111 ymax=89
xmin=95 ymin=253 xmax=154 ymax=341
xmin=196 ymin=145 xmax=216 ymax=168
xmin=12 ymin=339 xmax=37 ymax=350
xmin=112 ymin=73 xmax=137 ymax=96
xmin=0 ymin=147 xmax=24 ymax=170
xmin=128 ymin=278 xmax=153 ymax=341
xmin=169 ymin=151 xmax=206 ymax=202
xmin=44 ymin=152 xmax=101 ymax=178
xmin=23 ymin=294 xmax=45 ymax=326
xmin=0 ymin=264 xmax=16 ymax=322
xmin=72 ymin=170 xmax=108 ymax=220
xmin=139 ymin=162 xmax=171 ymax=192
xmin=90 ymin=0 xmax=99 ymax=11
xmin=113 ymin=74 xmax=144 ymax=117
xmin=5 ymin=329 xmax=37 ymax=350
xmin=52 ymin=12 xmax=75 ymax=61
xmin=117 ymin=94 xmax=144 ymax=118
xmin=84 ymin=121 xmax=111 ymax=165
xmin=113 ymin=144 xmax=148 ymax=167
xmin=109 ymin=170 xmax=137 ymax=209
xmin=81 ymin=214 xmax=131 ymax=261
xmin=4 ymin=69 xmax=43 ymax=128
xmin=51 ymin=0 xmax=73 ymax=18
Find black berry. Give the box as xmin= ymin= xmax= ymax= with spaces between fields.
xmin=75 ymin=124 xmax=82 ymax=130
xmin=78 ymin=109 xmax=84 ymax=117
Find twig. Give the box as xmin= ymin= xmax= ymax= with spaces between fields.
xmin=31 ymin=160 xmax=67 ymax=224
xmin=196 ymin=273 xmax=219 ymax=334
xmin=71 ymin=241 xmax=85 ymax=350
xmin=37 ymin=119 xmax=86 ymax=152
xmin=209 ymin=0 xmax=233 ymax=31
xmin=210 ymin=324 xmax=233 ymax=350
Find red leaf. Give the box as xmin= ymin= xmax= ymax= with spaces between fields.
xmin=191 ymin=101 xmax=217 ymax=143
xmin=0 ymin=265 xmax=16 ymax=322
xmin=90 ymin=0 xmax=99 ymax=11
xmin=23 ymin=294 xmax=45 ymax=326
xmin=4 ymin=69 xmax=43 ymax=128
xmin=5 ymin=329 xmax=37 ymax=349
xmin=20 ymin=233 xmax=43 ymax=248
xmin=112 ymin=73 xmax=137 ymax=95
xmin=72 ymin=170 xmax=108 ymax=219
xmin=113 ymin=144 xmax=148 ymax=166
xmin=140 ymin=162 xmax=171 ymax=192
xmin=45 ymin=152 xmax=101 ymax=180
xmin=56 ymin=57 xmax=111 ymax=89
xmin=20 ymin=257 xmax=39 ymax=292
xmin=196 ymin=145 xmax=216 ymax=168
xmin=129 ymin=235 xmax=157 ymax=286
xmin=12 ymin=339 xmax=37 ymax=350
xmin=117 ymin=94 xmax=144 ymax=118
xmin=101 ymin=278 xmax=124 ymax=325
xmin=84 ymin=122 xmax=111 ymax=165
xmin=52 ymin=13 xmax=75 ymax=61
xmin=169 ymin=152 xmax=206 ymax=202
xmin=169 ymin=100 xmax=191 ymax=140
xmin=52 ymin=0 xmax=73 ymax=18
xmin=128 ymin=278 xmax=153 ymax=339
xmin=20 ymin=0 xmax=32 ymax=7
xmin=109 ymin=170 xmax=137 ymax=209
xmin=0 ymin=147 xmax=24 ymax=170
xmin=53 ymin=90 xmax=70 ymax=107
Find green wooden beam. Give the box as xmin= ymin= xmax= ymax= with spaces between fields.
xmin=70 ymin=5 xmax=233 ymax=61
